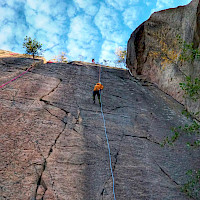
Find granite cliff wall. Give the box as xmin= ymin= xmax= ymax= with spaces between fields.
xmin=127 ymin=0 xmax=200 ymax=119
xmin=0 ymin=51 xmax=200 ymax=199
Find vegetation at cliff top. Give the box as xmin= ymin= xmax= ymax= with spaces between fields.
xmin=115 ymin=46 xmax=127 ymax=68
xmin=23 ymin=36 xmax=42 ymax=59
xmin=51 ymin=52 xmax=68 ymax=63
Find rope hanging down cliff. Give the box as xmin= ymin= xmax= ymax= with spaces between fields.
xmin=0 ymin=65 xmax=33 ymax=89
xmin=0 ymin=61 xmax=42 ymax=89
xmin=98 ymin=65 xmax=116 ymax=200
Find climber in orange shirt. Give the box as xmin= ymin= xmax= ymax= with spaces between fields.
xmin=93 ymin=82 xmax=104 ymax=105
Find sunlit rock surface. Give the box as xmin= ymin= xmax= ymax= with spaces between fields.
xmin=127 ymin=0 xmax=200 ymax=120
xmin=0 ymin=53 xmax=199 ymax=199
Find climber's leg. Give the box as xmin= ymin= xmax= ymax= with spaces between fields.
xmin=97 ymin=91 xmax=101 ymax=105
xmin=93 ymin=91 xmax=96 ymax=103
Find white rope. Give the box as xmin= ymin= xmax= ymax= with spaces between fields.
xmin=98 ymin=64 xmax=116 ymax=199
xmin=99 ymin=91 xmax=116 ymax=200
xmin=127 ymin=67 xmax=134 ymax=77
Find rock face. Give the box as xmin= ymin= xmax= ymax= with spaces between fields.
xmin=0 ymin=53 xmax=200 ymax=200
xmin=127 ymin=0 xmax=200 ymax=119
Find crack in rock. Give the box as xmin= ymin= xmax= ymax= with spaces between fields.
xmin=154 ymin=160 xmax=179 ymax=186
xmin=34 ymin=161 xmax=47 ymax=200
xmin=33 ymin=124 xmax=67 ymax=200
xmin=40 ymin=99 xmax=69 ymax=118
xmin=100 ymin=132 xmax=160 ymax=199
xmin=76 ymin=109 xmax=81 ymax=124
xmin=100 ymin=135 xmax=124 ymax=199
xmin=109 ymin=105 xmax=129 ymax=112
xmin=47 ymin=123 xmax=67 ymax=157
xmin=34 ymin=74 xmax=83 ymax=199
xmin=124 ymin=134 xmax=161 ymax=145
xmin=39 ymin=78 xmax=62 ymax=101
xmin=33 ymin=78 xmax=68 ymax=200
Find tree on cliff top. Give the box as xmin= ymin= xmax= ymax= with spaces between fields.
xmin=23 ymin=36 xmax=42 ymax=59
xmin=115 ymin=46 xmax=127 ymax=67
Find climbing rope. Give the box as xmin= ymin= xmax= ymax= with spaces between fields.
xmin=99 ymin=65 xmax=116 ymax=200
xmin=127 ymin=67 xmax=134 ymax=77
xmin=0 ymin=65 xmax=33 ymax=89
xmin=99 ymin=64 xmax=101 ymax=82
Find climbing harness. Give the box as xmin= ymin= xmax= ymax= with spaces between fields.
xmin=99 ymin=65 xmax=116 ymax=200
xmin=0 ymin=65 xmax=33 ymax=89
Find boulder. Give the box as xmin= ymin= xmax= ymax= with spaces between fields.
xmin=127 ymin=0 xmax=200 ymax=119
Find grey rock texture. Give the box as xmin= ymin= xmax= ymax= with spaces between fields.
xmin=127 ymin=0 xmax=200 ymax=120
xmin=0 ymin=53 xmax=200 ymax=200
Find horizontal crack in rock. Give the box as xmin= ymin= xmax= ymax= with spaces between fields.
xmin=124 ymin=134 xmax=161 ymax=145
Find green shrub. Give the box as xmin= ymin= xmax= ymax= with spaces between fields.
xmin=23 ymin=36 xmax=42 ymax=59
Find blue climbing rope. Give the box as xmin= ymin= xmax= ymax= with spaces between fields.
xmin=99 ymin=64 xmax=116 ymax=200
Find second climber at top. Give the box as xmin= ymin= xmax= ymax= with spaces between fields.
xmin=93 ymin=82 xmax=104 ymax=106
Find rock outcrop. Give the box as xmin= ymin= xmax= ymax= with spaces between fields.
xmin=127 ymin=0 xmax=200 ymax=119
xmin=0 ymin=53 xmax=200 ymax=199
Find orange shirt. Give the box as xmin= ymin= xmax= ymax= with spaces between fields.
xmin=94 ymin=83 xmax=104 ymax=91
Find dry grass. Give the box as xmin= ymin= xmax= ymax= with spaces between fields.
xmin=0 ymin=49 xmax=46 ymax=63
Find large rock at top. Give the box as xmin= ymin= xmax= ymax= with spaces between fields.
xmin=127 ymin=0 xmax=200 ymax=119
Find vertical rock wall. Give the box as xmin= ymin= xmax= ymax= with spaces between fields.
xmin=127 ymin=0 xmax=200 ymax=118
xmin=1 ymin=54 xmax=200 ymax=199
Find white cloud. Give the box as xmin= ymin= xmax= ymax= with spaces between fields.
xmin=34 ymin=14 xmax=50 ymax=29
xmin=123 ymin=7 xmax=139 ymax=29
xmin=74 ymin=0 xmax=97 ymax=9
xmin=67 ymin=5 xmax=77 ymax=18
xmin=95 ymin=3 xmax=119 ymax=38
xmin=73 ymin=0 xmax=99 ymax=16
xmin=99 ymin=40 xmax=118 ymax=62
xmin=26 ymin=0 xmax=38 ymax=10
xmin=4 ymin=0 xmax=15 ymax=6
xmin=94 ymin=3 xmax=128 ymax=45
xmin=105 ymin=0 xmax=139 ymax=11
xmin=0 ymin=0 xmax=192 ymax=65
xmin=0 ymin=26 xmax=12 ymax=43
xmin=151 ymin=0 xmax=191 ymax=16
xmin=68 ymin=15 xmax=98 ymax=42
xmin=39 ymin=2 xmax=51 ymax=15
xmin=145 ymin=1 xmax=151 ymax=6
xmin=67 ymin=15 xmax=100 ymax=61
xmin=86 ymin=5 xmax=99 ymax=16
xmin=0 ymin=7 xmax=15 ymax=22
xmin=151 ymin=0 xmax=177 ymax=13
xmin=67 ymin=39 xmax=88 ymax=59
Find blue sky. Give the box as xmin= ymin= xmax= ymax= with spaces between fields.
xmin=0 ymin=0 xmax=191 ymax=65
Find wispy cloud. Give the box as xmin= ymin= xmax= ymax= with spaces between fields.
xmin=67 ymin=14 xmax=100 ymax=61
xmin=123 ymin=7 xmax=139 ymax=29
xmin=67 ymin=4 xmax=77 ymax=18
xmin=151 ymin=0 xmax=191 ymax=13
xmin=94 ymin=2 xmax=127 ymax=44
xmin=105 ymin=0 xmax=139 ymax=11
xmin=73 ymin=0 xmax=99 ymax=16
xmin=0 ymin=0 xmax=192 ymax=63
xmin=99 ymin=40 xmax=117 ymax=61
